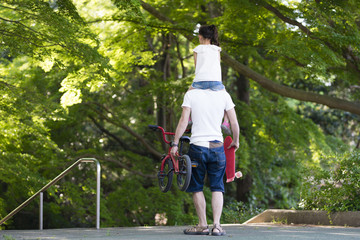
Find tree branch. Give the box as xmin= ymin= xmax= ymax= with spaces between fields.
xmin=140 ymin=1 xmax=194 ymax=39
xmin=88 ymin=115 xmax=129 ymax=149
xmin=259 ymin=2 xmax=312 ymax=36
xmin=102 ymin=155 xmax=156 ymax=179
xmin=259 ymin=1 xmax=360 ymax=77
xmin=0 ymin=29 xmax=57 ymax=48
xmin=0 ymin=80 xmax=16 ymax=88
xmin=77 ymin=154 xmax=156 ymax=179
xmin=87 ymin=17 xmax=191 ymax=33
xmin=221 ymin=52 xmax=360 ymax=115
xmin=0 ymin=4 xmax=39 ymax=18
xmin=140 ymin=0 xmax=360 ymax=116
xmin=119 ymin=123 xmax=163 ymax=158
xmin=0 ymin=16 xmax=65 ymax=48
xmin=140 ymin=1 xmax=175 ymax=24
xmin=83 ymin=102 xmax=163 ymax=158
xmin=174 ymin=35 xmax=187 ymax=78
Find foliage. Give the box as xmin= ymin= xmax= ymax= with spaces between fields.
xmin=222 ymin=85 xmax=349 ymax=209
xmin=296 ymin=101 xmax=360 ymax=148
xmin=2 ymin=235 xmax=15 ymax=240
xmin=106 ymin=180 xmax=197 ymax=226
xmin=299 ymin=150 xmax=360 ymax=212
xmin=223 ymin=200 xmax=264 ymax=224
xmin=0 ymin=57 xmax=66 ymax=228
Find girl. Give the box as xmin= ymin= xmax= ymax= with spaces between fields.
xmin=189 ymin=24 xmax=231 ymax=135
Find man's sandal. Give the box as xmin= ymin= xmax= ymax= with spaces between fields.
xmin=211 ymin=223 xmax=226 ymax=236
xmin=183 ymin=225 xmax=210 ymax=235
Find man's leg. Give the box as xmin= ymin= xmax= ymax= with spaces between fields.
xmin=193 ymin=191 xmax=207 ymax=227
xmin=212 ymin=191 xmax=223 ymax=232
xmin=207 ymin=144 xmax=226 ymax=235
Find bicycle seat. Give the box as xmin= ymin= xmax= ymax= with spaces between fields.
xmin=180 ymin=136 xmax=190 ymax=143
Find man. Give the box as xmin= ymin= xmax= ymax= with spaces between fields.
xmin=170 ymin=88 xmax=239 ymax=236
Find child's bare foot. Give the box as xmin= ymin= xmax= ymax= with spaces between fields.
xmin=221 ymin=121 xmax=231 ymax=135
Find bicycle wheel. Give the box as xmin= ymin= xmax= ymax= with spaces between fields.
xmin=158 ymin=158 xmax=174 ymax=193
xmin=177 ymin=154 xmax=192 ymax=191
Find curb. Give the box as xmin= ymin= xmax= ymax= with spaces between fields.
xmin=244 ymin=209 xmax=360 ymax=227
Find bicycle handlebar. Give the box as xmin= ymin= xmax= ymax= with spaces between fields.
xmin=148 ymin=125 xmax=174 ymax=144
xmin=148 ymin=124 xmax=191 ymax=156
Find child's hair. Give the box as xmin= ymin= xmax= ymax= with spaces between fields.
xmin=199 ymin=25 xmax=219 ymax=46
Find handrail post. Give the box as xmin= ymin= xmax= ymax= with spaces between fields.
xmin=77 ymin=158 xmax=101 ymax=230
xmin=96 ymin=160 xmax=101 ymax=230
xmin=39 ymin=192 xmax=43 ymax=230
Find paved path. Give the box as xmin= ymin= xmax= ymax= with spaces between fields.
xmin=2 ymin=224 xmax=360 ymax=240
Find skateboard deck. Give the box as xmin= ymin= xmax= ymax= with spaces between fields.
xmin=224 ymin=136 xmax=235 ymax=183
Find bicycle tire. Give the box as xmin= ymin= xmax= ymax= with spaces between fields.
xmin=177 ymin=154 xmax=192 ymax=191
xmin=158 ymin=158 xmax=173 ymax=193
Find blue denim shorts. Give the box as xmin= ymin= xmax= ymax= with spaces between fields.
xmin=186 ymin=143 xmax=226 ymax=193
xmin=191 ymin=81 xmax=225 ymax=91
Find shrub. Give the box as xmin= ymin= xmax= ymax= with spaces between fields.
xmin=222 ymin=201 xmax=264 ymax=224
xmin=299 ymin=150 xmax=360 ymax=212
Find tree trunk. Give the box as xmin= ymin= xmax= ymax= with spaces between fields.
xmin=235 ymin=62 xmax=250 ymax=104
xmin=234 ymin=59 xmax=252 ymax=202
xmin=236 ymin=173 xmax=253 ymax=202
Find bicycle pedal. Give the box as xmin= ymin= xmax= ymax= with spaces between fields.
xmin=191 ymin=161 xmax=198 ymax=168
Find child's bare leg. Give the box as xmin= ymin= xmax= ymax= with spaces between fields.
xmin=223 ymin=111 xmax=230 ymax=123
xmin=221 ymin=111 xmax=231 ymax=135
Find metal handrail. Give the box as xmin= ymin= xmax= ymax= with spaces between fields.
xmin=0 ymin=158 xmax=101 ymax=230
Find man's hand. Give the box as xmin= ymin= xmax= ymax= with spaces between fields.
xmin=171 ymin=107 xmax=190 ymax=157
xmin=228 ymin=140 xmax=239 ymax=152
xmin=226 ymin=108 xmax=240 ymax=152
xmin=170 ymin=146 xmax=178 ymax=156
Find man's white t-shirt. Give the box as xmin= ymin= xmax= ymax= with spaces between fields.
xmin=182 ymin=89 xmax=235 ymax=144
xmin=193 ymin=45 xmax=222 ymax=82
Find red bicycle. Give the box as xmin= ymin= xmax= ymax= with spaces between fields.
xmin=148 ymin=125 xmax=192 ymax=193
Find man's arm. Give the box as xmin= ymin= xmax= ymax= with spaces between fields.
xmin=170 ymin=106 xmax=191 ymax=156
xmin=226 ymin=108 xmax=240 ymax=151
xmin=194 ymin=52 xmax=197 ymax=68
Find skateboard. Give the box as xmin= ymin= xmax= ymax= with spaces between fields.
xmin=224 ymin=136 xmax=235 ymax=183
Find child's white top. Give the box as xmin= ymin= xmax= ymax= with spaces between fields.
xmin=193 ymin=44 xmax=222 ymax=82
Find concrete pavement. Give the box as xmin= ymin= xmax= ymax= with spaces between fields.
xmin=2 ymin=224 xmax=360 ymax=240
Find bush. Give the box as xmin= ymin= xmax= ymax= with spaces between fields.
xmin=222 ymin=201 xmax=264 ymax=224
xmin=299 ymin=150 xmax=360 ymax=212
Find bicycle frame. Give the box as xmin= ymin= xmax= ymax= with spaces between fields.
xmin=149 ymin=124 xmax=192 ymax=192
xmin=149 ymin=125 xmax=187 ymax=174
